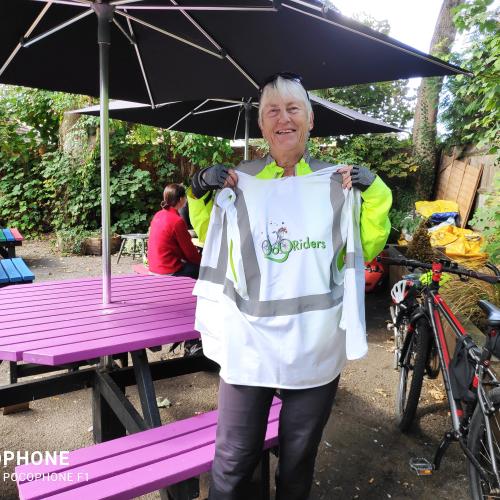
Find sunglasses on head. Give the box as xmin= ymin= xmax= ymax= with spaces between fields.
xmin=259 ymin=72 xmax=304 ymax=94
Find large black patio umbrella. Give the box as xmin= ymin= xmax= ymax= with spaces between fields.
xmin=0 ymin=0 xmax=466 ymax=303
xmin=74 ymin=94 xmax=404 ymax=158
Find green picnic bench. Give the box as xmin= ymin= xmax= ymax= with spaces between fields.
xmin=0 ymin=227 xmax=24 ymax=258
xmin=16 ymin=398 xmax=282 ymax=500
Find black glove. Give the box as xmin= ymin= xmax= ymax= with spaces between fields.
xmin=191 ymin=164 xmax=229 ymax=198
xmin=351 ymin=165 xmax=376 ymax=191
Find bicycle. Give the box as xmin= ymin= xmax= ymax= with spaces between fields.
xmin=378 ymin=248 xmax=500 ymax=499
xmin=261 ymin=227 xmax=292 ymax=261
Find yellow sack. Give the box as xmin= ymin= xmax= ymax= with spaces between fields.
xmin=429 ymin=225 xmax=487 ymax=259
xmin=415 ymin=200 xmax=459 ymax=218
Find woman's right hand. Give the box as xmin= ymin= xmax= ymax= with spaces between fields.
xmin=191 ymin=164 xmax=236 ymax=198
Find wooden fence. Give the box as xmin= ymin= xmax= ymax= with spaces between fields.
xmin=435 ymin=145 xmax=497 ymax=227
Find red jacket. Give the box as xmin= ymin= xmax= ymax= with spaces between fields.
xmin=147 ymin=208 xmax=201 ymax=274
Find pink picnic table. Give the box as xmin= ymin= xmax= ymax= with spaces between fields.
xmin=0 ymin=274 xmax=214 ymax=442
xmin=0 ymin=273 xmax=198 ymax=364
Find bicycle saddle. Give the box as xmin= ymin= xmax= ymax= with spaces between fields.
xmin=478 ymin=300 xmax=500 ymax=326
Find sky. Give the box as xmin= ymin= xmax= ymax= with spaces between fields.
xmin=330 ymin=0 xmax=443 ymax=53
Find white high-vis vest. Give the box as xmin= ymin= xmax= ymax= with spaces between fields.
xmin=193 ymin=166 xmax=366 ymax=389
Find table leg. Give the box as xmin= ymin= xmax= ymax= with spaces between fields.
xmin=131 ymin=349 xmax=162 ymax=427
xmin=131 ymin=349 xmax=200 ymax=500
xmin=92 ymin=377 xmax=127 ymax=443
xmin=116 ymin=238 xmax=126 ymax=264
xmin=7 ymin=245 xmax=15 ymax=258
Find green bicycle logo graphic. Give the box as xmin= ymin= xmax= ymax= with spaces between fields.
xmin=261 ymin=227 xmax=293 ymax=263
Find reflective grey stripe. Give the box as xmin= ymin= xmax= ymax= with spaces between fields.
xmin=224 ymin=280 xmax=343 ymax=317
xmin=198 ymin=208 xmax=228 ymax=284
xmin=330 ymin=173 xmax=346 ymax=290
xmin=236 ymin=157 xmax=269 ymax=175
xmin=345 ymin=252 xmax=356 ymax=269
xmin=234 ymin=187 xmax=261 ymax=300
xmin=200 ymin=159 xmax=348 ymax=317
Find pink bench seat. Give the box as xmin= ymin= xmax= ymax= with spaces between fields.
xmin=16 ymin=399 xmax=282 ymax=500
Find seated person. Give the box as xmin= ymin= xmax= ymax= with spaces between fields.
xmin=147 ymin=183 xmax=201 ymax=279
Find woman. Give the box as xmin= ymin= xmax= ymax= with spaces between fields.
xmin=188 ymin=74 xmax=392 ymax=499
xmin=147 ymin=183 xmax=201 ymax=279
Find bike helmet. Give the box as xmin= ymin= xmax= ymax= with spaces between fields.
xmin=391 ymin=279 xmax=408 ymax=304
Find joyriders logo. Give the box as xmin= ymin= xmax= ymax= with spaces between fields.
xmin=261 ymin=223 xmax=326 ymax=263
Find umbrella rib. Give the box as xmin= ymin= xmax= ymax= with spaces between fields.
xmin=282 ymin=1 xmax=468 ymax=75
xmin=212 ymin=98 xmax=251 ymax=105
xmin=0 ymin=1 xmax=54 ymax=77
xmin=166 ymin=99 xmax=210 ymax=130
xmin=193 ymin=103 xmax=243 ymax=115
xmin=20 ymin=8 xmax=94 ymax=48
xmin=113 ymin=17 xmax=136 ymax=45
xmin=32 ymin=0 xmax=92 ymax=6
xmin=112 ymin=0 xmax=150 ymax=5
xmin=155 ymin=100 xmax=182 ymax=109
xmin=115 ymin=10 xmax=223 ymax=59
xmin=114 ymin=4 xmax=277 ymax=12
xmin=169 ymin=0 xmax=222 ymax=51
xmin=233 ymin=103 xmax=244 ymax=141
xmin=121 ymin=11 xmax=157 ymax=107
xmin=224 ymin=54 xmax=260 ymax=89
xmin=167 ymin=0 xmax=260 ymax=90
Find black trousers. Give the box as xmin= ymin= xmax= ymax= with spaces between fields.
xmin=209 ymin=376 xmax=340 ymax=500
xmin=171 ymin=261 xmax=199 ymax=279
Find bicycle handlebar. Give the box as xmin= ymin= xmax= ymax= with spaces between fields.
xmin=377 ymin=255 xmax=500 ymax=285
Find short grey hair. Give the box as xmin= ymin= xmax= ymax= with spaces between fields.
xmin=258 ymin=76 xmax=313 ymax=126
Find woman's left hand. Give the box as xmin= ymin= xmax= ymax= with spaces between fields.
xmin=338 ymin=165 xmax=353 ymax=190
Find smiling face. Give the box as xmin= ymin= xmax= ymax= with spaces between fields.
xmin=258 ymin=79 xmax=313 ymax=163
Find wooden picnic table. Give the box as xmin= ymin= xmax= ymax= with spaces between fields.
xmin=0 ymin=227 xmax=23 ymax=258
xmin=0 ymin=274 xmax=215 ymax=442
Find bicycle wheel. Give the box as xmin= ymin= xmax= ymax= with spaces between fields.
xmin=426 ymin=339 xmax=440 ymax=379
xmin=396 ymin=317 xmax=431 ymax=432
xmin=261 ymin=239 xmax=272 ymax=256
xmin=467 ymin=387 xmax=500 ymax=499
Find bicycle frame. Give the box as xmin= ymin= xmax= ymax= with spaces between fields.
xmin=407 ymin=262 xmax=500 ymax=481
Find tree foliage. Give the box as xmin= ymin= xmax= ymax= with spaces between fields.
xmin=440 ymin=0 xmax=499 ymax=261
xmin=441 ymin=0 xmax=499 ymax=154
xmin=0 ymin=85 xmax=234 ymax=236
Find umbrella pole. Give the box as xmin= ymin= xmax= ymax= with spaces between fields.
xmin=244 ymin=102 xmax=250 ymax=160
xmin=95 ymin=4 xmax=114 ymax=305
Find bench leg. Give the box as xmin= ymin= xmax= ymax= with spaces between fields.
xmin=166 ymin=478 xmax=200 ymax=500
xmin=2 ymin=362 xmax=30 ymax=414
xmin=7 ymin=246 xmax=15 ymax=258
xmin=92 ymin=380 xmax=126 ymax=443
xmin=9 ymin=361 xmax=18 ymax=384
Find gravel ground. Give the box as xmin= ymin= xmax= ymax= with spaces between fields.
xmin=0 ymin=238 xmax=469 ymax=499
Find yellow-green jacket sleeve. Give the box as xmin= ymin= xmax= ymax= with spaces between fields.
xmin=186 ymin=187 xmax=214 ymax=243
xmin=360 ymin=176 xmax=392 ymax=261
